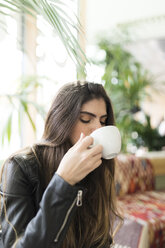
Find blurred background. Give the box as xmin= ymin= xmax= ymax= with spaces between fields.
xmin=0 ymin=0 xmax=165 ymax=162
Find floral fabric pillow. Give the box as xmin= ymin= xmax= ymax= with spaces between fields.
xmin=115 ymin=154 xmax=155 ymax=197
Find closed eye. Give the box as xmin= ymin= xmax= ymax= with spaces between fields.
xmin=79 ymin=112 xmax=108 ymax=125
xmin=80 ymin=118 xmax=91 ymax=123
xmin=80 ymin=118 xmax=106 ymax=125
xmin=100 ymin=117 xmax=107 ymax=125
xmin=100 ymin=121 xmax=106 ymax=126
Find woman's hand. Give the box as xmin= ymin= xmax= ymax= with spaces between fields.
xmin=56 ymin=133 xmax=103 ymax=185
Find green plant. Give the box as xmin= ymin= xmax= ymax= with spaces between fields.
xmin=131 ymin=115 xmax=165 ymax=151
xmin=97 ymin=39 xmax=152 ymax=152
xmin=0 ymin=76 xmax=46 ymax=145
xmin=0 ymin=1 xmax=87 ymax=146
xmin=0 ymin=0 xmax=86 ymax=66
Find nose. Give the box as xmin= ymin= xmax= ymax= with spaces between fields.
xmin=91 ymin=119 xmax=102 ymax=132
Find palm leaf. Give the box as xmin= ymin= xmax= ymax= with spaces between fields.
xmin=1 ymin=112 xmax=12 ymax=145
xmin=6 ymin=113 xmax=12 ymax=142
xmin=0 ymin=0 xmax=87 ymax=66
xmin=20 ymin=100 xmax=36 ymax=132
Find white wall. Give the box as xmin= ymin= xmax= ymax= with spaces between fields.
xmin=86 ymin=0 xmax=165 ymax=44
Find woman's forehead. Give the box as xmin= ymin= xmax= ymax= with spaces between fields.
xmin=81 ymin=98 xmax=107 ymax=115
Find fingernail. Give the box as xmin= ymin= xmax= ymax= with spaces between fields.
xmin=80 ymin=132 xmax=83 ymax=139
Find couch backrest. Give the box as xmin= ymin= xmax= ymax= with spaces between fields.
xmin=115 ymin=154 xmax=155 ymax=197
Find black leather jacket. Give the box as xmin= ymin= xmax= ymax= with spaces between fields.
xmin=0 ymin=154 xmax=85 ymax=248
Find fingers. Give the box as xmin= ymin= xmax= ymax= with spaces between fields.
xmin=78 ymin=135 xmax=94 ymax=150
xmin=75 ymin=132 xmax=86 ymax=146
xmin=79 ymin=132 xmax=85 ymax=141
xmin=94 ymin=159 xmax=102 ymax=169
xmin=88 ymin=144 xmax=103 ymax=157
xmin=77 ymin=135 xmax=103 ymax=157
xmin=57 ymin=133 xmax=103 ymax=185
xmin=87 ymin=154 xmax=102 ymax=173
xmin=92 ymin=153 xmax=102 ymax=164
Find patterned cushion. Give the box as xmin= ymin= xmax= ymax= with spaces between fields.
xmin=115 ymin=154 xmax=155 ymax=196
xmin=117 ymin=191 xmax=165 ymax=248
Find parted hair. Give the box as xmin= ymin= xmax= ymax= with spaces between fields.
xmin=34 ymin=81 xmax=119 ymax=247
xmin=1 ymin=81 xmax=120 ymax=248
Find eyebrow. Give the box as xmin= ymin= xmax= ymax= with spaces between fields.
xmin=80 ymin=111 xmax=107 ymax=118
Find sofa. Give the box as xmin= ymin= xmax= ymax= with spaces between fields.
xmin=114 ymin=154 xmax=165 ymax=248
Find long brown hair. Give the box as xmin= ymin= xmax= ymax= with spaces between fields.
xmin=34 ymin=81 xmax=119 ymax=247
xmin=1 ymin=81 xmax=120 ymax=247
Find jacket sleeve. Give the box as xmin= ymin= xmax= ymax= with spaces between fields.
xmin=0 ymin=156 xmax=83 ymax=248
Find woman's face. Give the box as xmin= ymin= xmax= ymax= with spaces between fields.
xmin=70 ymin=98 xmax=107 ymax=145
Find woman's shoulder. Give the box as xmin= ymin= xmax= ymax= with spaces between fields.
xmin=4 ymin=149 xmax=39 ymax=175
xmin=1 ymin=149 xmax=40 ymax=195
xmin=13 ymin=151 xmax=39 ymax=175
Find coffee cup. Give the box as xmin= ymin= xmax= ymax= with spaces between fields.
xmin=90 ymin=126 xmax=121 ymax=159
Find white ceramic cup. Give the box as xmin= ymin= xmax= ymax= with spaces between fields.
xmin=90 ymin=126 xmax=121 ymax=159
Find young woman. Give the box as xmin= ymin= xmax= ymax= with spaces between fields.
xmin=0 ymin=81 xmax=120 ymax=248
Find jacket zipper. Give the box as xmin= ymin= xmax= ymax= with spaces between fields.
xmin=76 ymin=190 xmax=83 ymax=206
xmin=54 ymin=190 xmax=83 ymax=242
